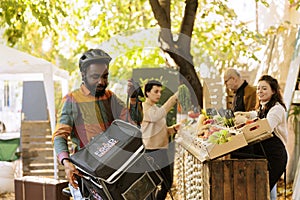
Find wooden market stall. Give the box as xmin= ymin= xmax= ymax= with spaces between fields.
xmin=174 ymin=117 xmax=273 ymax=200
xmin=174 ymin=148 xmax=269 ymax=200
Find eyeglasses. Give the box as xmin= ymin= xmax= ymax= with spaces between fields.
xmin=224 ymin=77 xmax=233 ymax=84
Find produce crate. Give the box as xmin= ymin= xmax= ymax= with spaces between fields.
xmin=205 ymin=133 xmax=247 ymax=160
xmin=202 ymin=159 xmax=270 ymax=200
xmin=176 ymin=130 xmax=248 ymax=162
xmin=240 ymin=118 xmax=272 ymax=143
xmin=14 ymin=176 xmax=69 ymax=200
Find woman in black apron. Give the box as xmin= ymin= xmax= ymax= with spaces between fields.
xmin=235 ymin=75 xmax=288 ymax=191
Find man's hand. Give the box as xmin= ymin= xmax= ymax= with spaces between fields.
xmin=127 ymin=79 xmax=135 ymax=97
xmin=63 ymin=160 xmax=81 ymax=189
xmin=127 ymin=79 xmax=143 ymax=98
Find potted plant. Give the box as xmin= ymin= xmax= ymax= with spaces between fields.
xmin=177 ymin=84 xmax=192 ymax=123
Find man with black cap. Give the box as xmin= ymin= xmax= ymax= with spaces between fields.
xmin=52 ymin=49 xmax=143 ymax=194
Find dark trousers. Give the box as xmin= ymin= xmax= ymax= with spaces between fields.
xmin=145 ymin=149 xmax=173 ymax=200
xmin=253 ymin=136 xmax=288 ymax=191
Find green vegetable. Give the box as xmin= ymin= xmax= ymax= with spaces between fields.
xmin=223 ymin=118 xmax=235 ymax=127
xmin=208 ymin=129 xmax=232 ymax=144
xmin=178 ymin=84 xmax=192 ymax=114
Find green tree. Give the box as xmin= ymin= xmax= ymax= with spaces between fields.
xmin=0 ymin=0 xmax=267 ymax=108
xmin=0 ymin=0 xmax=67 ymax=46
xmin=149 ymin=0 xmax=266 ymax=107
xmin=0 ymin=0 xmax=158 ymax=73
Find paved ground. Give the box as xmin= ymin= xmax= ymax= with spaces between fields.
xmin=0 ymin=193 xmax=14 ymax=200
xmin=0 ymin=178 xmax=293 ymax=200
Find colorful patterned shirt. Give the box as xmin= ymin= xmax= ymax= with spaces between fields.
xmin=52 ymin=84 xmax=142 ymax=163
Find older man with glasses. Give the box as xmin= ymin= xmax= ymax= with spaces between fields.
xmin=223 ymin=68 xmax=257 ymax=112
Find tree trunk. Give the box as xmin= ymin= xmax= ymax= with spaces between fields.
xmin=150 ymin=0 xmax=203 ymax=107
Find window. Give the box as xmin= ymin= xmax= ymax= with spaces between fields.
xmin=4 ymin=80 xmax=9 ymax=107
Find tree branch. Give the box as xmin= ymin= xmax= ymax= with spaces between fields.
xmin=150 ymin=0 xmax=173 ymax=52
xmin=149 ymin=0 xmax=170 ymax=29
xmin=177 ymin=0 xmax=198 ymax=51
xmin=149 ymin=0 xmax=203 ymax=107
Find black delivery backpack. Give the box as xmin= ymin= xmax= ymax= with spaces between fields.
xmin=70 ymin=119 xmax=162 ymax=200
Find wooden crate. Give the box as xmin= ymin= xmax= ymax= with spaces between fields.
xmin=175 ymin=145 xmax=270 ymax=200
xmin=21 ymin=121 xmax=66 ymax=179
xmin=15 ymin=176 xmax=69 ymax=200
xmin=177 ymin=131 xmax=248 ymax=162
xmin=240 ymin=118 xmax=272 ymax=143
xmin=202 ymin=159 xmax=270 ymax=200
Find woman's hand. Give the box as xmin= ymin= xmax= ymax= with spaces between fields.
xmin=173 ymin=123 xmax=181 ymax=132
xmin=234 ymin=111 xmax=250 ymax=118
xmin=234 ymin=112 xmax=251 ymax=125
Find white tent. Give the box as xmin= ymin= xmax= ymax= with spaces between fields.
xmin=0 ymin=44 xmax=69 ymax=178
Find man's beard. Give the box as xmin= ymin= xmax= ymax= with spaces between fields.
xmin=94 ymin=84 xmax=107 ymax=97
xmin=84 ymin=80 xmax=108 ymax=97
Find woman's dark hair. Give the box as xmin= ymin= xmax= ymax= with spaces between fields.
xmin=256 ymin=75 xmax=286 ymax=118
xmin=144 ymin=80 xmax=162 ymax=97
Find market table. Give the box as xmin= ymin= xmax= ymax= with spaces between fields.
xmin=174 ymin=118 xmax=272 ymax=200
xmin=174 ymin=144 xmax=270 ymax=200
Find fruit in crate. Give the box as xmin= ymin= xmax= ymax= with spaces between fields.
xmin=203 ymin=119 xmax=214 ymax=125
xmin=197 ymin=124 xmax=209 ymax=138
xmin=234 ymin=118 xmax=258 ymax=129
xmin=188 ymin=110 xmax=200 ymax=118
xmin=212 ymin=115 xmax=224 ymax=125
xmin=197 ymin=114 xmax=206 ymax=127
xmin=195 ymin=114 xmax=206 ymax=132
xmin=197 ymin=123 xmax=221 ymax=139
xmin=245 ymin=119 xmax=255 ymax=125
